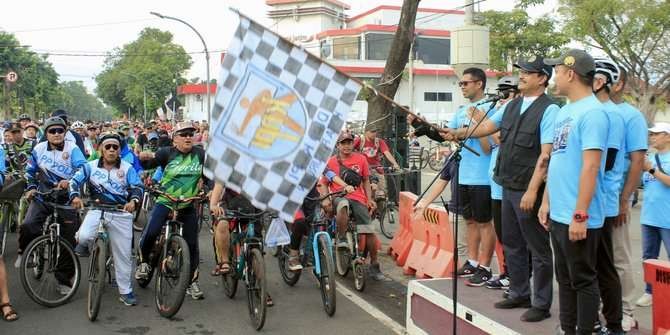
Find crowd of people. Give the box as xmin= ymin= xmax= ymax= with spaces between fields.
xmin=410 ymin=49 xmax=668 ymax=335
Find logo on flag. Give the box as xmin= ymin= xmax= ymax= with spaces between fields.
xmin=204 ymin=10 xmax=361 ymax=222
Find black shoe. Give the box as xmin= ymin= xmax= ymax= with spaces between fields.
xmin=494 ymin=296 xmax=531 ymax=309
xmin=456 ymin=261 xmax=478 ymax=278
xmin=521 ymin=307 xmax=551 ymax=322
xmin=465 ymin=266 xmax=492 ymax=287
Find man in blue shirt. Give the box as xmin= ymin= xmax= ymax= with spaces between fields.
xmin=539 ymin=49 xmax=609 ymax=335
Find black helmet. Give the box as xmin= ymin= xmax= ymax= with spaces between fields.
xmin=43 ymin=116 xmax=67 ymax=131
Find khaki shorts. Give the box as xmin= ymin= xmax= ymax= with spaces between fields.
xmin=333 ymin=197 xmax=374 ymax=234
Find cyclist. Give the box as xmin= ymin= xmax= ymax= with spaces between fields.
xmin=353 ymin=126 xmax=401 ymax=200
xmin=23 ymin=123 xmax=40 ymax=142
xmin=39 ymin=109 xmax=87 ymax=155
xmin=69 ymin=132 xmax=143 ymax=306
xmin=136 ymin=121 xmax=207 ymax=300
xmin=324 ymin=132 xmax=385 ymax=281
xmin=17 ymin=113 xmax=31 ymax=131
xmin=285 ymin=184 xmax=320 ymax=271
xmin=18 ymin=117 xmax=87 ymax=293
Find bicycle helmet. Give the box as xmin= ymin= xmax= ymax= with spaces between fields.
xmin=18 ymin=113 xmax=30 ymax=121
xmin=43 ymin=116 xmax=67 ymax=130
xmin=98 ymin=131 xmax=122 ymax=145
xmin=496 ymin=75 xmax=519 ymax=90
xmin=71 ymin=121 xmax=85 ymax=129
xmin=594 ymin=57 xmax=620 ymax=85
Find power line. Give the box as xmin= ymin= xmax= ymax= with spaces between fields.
xmin=6 ymin=18 xmax=157 ymax=33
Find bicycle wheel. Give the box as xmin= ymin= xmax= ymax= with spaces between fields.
xmin=379 ymin=200 xmax=397 ymax=240
xmin=20 ymin=235 xmax=81 ymax=307
xmin=0 ymin=203 xmax=8 ymax=256
xmin=334 ymin=242 xmax=351 ymax=277
xmin=353 ymin=261 xmax=366 ymax=292
xmin=428 ymin=151 xmax=444 ymax=171
xmin=317 ymin=235 xmax=336 ymax=316
xmin=246 ymin=248 xmax=267 ymax=330
xmin=222 ymin=242 xmax=239 ymax=298
xmin=278 ymin=245 xmax=301 ymax=286
xmin=155 ymin=234 xmax=191 ymax=318
xmin=87 ymin=239 xmax=107 ymax=321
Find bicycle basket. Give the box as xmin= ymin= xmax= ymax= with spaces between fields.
xmin=0 ymin=178 xmax=25 ymax=200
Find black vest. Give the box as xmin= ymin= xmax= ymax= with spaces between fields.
xmin=493 ymin=94 xmax=555 ymax=191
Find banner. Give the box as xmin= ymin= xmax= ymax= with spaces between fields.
xmin=204 ymin=10 xmax=361 ymax=222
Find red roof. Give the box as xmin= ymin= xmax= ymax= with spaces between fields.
xmin=347 ymin=5 xmax=464 ymax=23
xmin=266 ymin=0 xmax=350 ymax=10
xmin=316 ymin=24 xmax=450 ymax=39
xmin=177 ymin=84 xmax=217 ymax=95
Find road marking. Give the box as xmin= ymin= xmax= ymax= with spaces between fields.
xmin=336 ymin=282 xmax=407 ymax=335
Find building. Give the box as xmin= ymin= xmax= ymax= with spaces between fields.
xmin=178 ymin=1 xmax=499 ymax=124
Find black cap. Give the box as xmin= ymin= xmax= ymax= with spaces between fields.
xmin=514 ymin=55 xmax=553 ymax=79
xmin=544 ymin=49 xmax=595 ymax=77
xmin=51 ymin=109 xmax=68 ymax=123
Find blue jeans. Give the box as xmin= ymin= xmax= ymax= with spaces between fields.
xmin=641 ymin=224 xmax=670 ymax=293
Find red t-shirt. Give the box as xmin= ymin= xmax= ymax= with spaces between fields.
xmin=326 ymin=153 xmax=370 ymax=206
xmin=353 ymin=136 xmax=389 ymax=167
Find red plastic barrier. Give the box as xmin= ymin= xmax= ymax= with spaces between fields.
xmin=643 ymin=259 xmax=670 ymax=335
xmin=403 ymin=202 xmax=455 ymax=279
xmin=388 ymin=192 xmax=416 ymax=266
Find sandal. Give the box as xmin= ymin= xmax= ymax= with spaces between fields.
xmin=266 ymin=294 xmax=274 ymax=307
xmin=210 ymin=262 xmax=231 ymax=276
xmin=1 ymin=302 xmax=19 ymax=322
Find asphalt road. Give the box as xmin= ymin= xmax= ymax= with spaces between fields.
xmin=0 ymin=224 xmax=406 ymax=335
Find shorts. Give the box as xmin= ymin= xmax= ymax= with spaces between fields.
xmin=332 ymin=197 xmax=374 ymax=234
xmin=454 ymin=184 xmax=492 ymax=223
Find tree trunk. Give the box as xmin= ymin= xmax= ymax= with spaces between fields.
xmin=629 ymin=80 xmax=660 ymax=124
xmin=365 ymin=0 xmax=420 ymax=133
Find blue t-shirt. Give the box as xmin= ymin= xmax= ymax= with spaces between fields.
xmin=489 ymin=143 xmax=502 ymax=200
xmin=602 ymin=101 xmax=626 ymax=217
xmin=547 ymin=95 xmax=609 ymax=229
xmin=616 ymin=102 xmax=649 ymax=192
xmin=641 ymin=152 xmax=670 ymax=229
xmin=489 ymin=96 xmax=560 ymax=145
xmin=449 ymin=99 xmax=493 ymax=185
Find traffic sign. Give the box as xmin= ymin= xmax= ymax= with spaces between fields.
xmin=6 ymin=71 xmax=17 ymax=83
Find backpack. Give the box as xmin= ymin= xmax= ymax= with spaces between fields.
xmin=358 ymin=135 xmax=381 ymax=159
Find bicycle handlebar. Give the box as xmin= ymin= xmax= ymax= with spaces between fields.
xmin=306 ymin=190 xmax=346 ymax=201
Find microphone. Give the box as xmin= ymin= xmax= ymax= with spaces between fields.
xmin=476 ymin=92 xmax=505 ymax=105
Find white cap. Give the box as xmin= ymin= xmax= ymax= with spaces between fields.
xmin=649 ymin=122 xmax=670 ymax=134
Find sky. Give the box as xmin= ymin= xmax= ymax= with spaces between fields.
xmin=2 ymin=0 xmax=558 ymax=94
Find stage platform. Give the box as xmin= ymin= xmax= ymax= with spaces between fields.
xmin=406 ymin=278 xmax=651 ymax=335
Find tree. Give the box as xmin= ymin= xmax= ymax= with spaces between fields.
xmin=365 ymin=0 xmax=420 ymax=133
xmin=58 ymin=81 xmax=117 ymax=121
xmin=559 ymin=0 xmax=670 ymax=120
xmin=478 ymin=9 xmax=569 ymax=71
xmin=95 ymin=28 xmax=192 ymax=120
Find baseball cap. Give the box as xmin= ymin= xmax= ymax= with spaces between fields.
xmin=24 ymin=122 xmax=39 ymax=131
xmin=514 ymin=55 xmax=553 ymax=79
xmin=543 ymin=49 xmax=595 ymax=77
xmin=649 ymin=122 xmax=670 ymax=134
xmin=337 ymin=132 xmax=354 ymax=143
xmin=18 ymin=113 xmax=31 ymax=121
xmin=51 ymin=109 xmax=69 ymax=123
xmin=8 ymin=122 xmax=22 ymax=132
xmin=174 ymin=121 xmax=196 ymax=134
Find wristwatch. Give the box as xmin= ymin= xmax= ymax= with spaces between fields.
xmin=648 ymin=168 xmax=656 ymax=176
xmin=573 ymin=210 xmax=589 ymax=223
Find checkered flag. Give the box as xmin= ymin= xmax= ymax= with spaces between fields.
xmin=204 ymin=10 xmax=361 ymax=222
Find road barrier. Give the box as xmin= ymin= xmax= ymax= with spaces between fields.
xmin=643 ymin=259 xmax=670 ymax=335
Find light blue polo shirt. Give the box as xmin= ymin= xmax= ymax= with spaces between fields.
xmin=616 ymin=102 xmax=649 ymax=192
xmin=602 ymin=100 xmax=626 ymax=217
xmin=449 ymin=99 xmax=493 ymax=186
xmin=641 ymin=151 xmax=670 ymax=229
xmin=547 ymin=95 xmax=609 ymax=229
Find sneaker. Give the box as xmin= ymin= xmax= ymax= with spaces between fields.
xmin=135 ymin=262 xmax=151 ymax=281
xmin=456 ymin=261 xmax=478 ymax=278
xmin=494 ymin=295 xmax=531 ymax=309
xmin=636 ymin=293 xmax=652 ymax=307
xmin=336 ymin=238 xmax=349 ymax=249
xmin=186 ymin=281 xmax=205 ymax=300
xmin=486 ymin=274 xmax=510 ymax=289
xmin=369 ymin=263 xmax=387 ymax=281
xmin=287 ymin=256 xmax=303 ymax=271
xmin=14 ymin=254 xmax=22 ymax=268
xmin=119 ymin=292 xmax=137 ymax=306
xmin=74 ymin=244 xmax=90 ymax=257
xmin=465 ymin=266 xmax=492 ymax=287
xmin=521 ymin=307 xmax=551 ymax=322
xmin=621 ymin=314 xmax=638 ymax=332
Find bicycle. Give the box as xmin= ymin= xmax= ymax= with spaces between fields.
xmin=0 ymin=171 xmax=24 ymax=256
xmin=133 ymin=175 xmax=154 ymax=232
xmin=19 ymin=189 xmax=82 ymax=307
xmin=137 ymin=186 xmax=205 ymax=318
xmin=277 ymin=191 xmax=342 ymax=316
xmin=428 ymin=142 xmax=452 ymax=171
xmin=84 ymin=202 xmax=126 ymax=322
xmin=333 ymin=201 xmax=367 ymax=292
xmin=217 ymin=209 xmax=268 ymax=330
xmin=369 ymin=166 xmax=401 ymax=239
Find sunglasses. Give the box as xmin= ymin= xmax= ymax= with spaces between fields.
xmin=458 ymin=80 xmax=480 ymax=87
xmin=104 ymin=144 xmax=120 ymax=151
xmin=47 ymin=128 xmax=65 ymax=135
xmin=177 ymin=131 xmax=195 ymax=138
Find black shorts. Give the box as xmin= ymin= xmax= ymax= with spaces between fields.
xmin=455 ymin=184 xmax=492 ymax=223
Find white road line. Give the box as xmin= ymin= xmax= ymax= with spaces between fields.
xmin=336 ymin=282 xmax=407 ymax=335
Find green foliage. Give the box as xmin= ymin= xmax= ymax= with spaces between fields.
xmin=57 ymin=81 xmax=117 ymax=121
xmin=95 ymin=28 xmax=192 ymax=120
xmin=479 ymin=9 xmax=569 ymax=71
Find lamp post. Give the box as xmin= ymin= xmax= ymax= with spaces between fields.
xmin=150 ymin=11 xmax=211 ymax=129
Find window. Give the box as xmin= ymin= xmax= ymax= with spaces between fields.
xmin=332 ymin=36 xmax=360 ymax=60
xmin=365 ymin=33 xmax=393 ymax=60
xmin=415 ymin=37 xmax=450 ymax=65
xmin=424 ymin=92 xmax=452 ymax=102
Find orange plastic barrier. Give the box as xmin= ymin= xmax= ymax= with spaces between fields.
xmin=402 ymin=202 xmax=455 ymax=279
xmin=388 ymin=192 xmax=416 ymax=266
xmin=644 ymin=259 xmax=670 ymax=335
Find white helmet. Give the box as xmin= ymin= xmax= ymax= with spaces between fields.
xmin=71 ymin=121 xmax=85 ymax=129
xmin=594 ymin=57 xmax=620 ymax=85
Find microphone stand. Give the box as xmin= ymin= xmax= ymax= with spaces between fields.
xmin=413 ymin=98 xmax=499 ymax=335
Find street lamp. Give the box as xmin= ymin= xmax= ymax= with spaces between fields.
xmin=150 ymin=11 xmax=211 ymax=129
